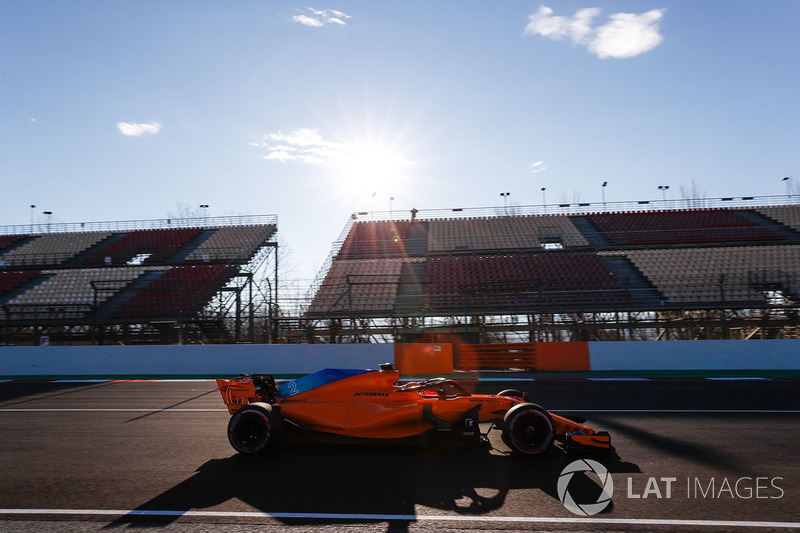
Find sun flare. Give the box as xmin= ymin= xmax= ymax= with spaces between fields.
xmin=337 ymin=142 xmax=412 ymax=196
xmin=258 ymin=127 xmax=416 ymax=207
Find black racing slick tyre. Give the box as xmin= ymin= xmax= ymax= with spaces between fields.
xmin=227 ymin=403 xmax=282 ymax=455
xmin=502 ymin=402 xmax=555 ymax=456
xmin=496 ymin=389 xmax=526 ymax=401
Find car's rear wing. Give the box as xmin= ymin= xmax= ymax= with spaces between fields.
xmin=216 ymin=374 xmax=277 ymax=415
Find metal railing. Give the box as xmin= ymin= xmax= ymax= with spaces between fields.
xmin=349 ymin=194 xmax=799 ymax=222
xmin=0 ymin=214 xmax=278 ymax=236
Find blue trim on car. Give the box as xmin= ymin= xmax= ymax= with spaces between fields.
xmin=277 ymin=368 xmax=371 ymax=398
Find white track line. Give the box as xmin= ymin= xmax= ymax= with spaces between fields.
xmin=197 ymin=376 xmax=781 ymax=382
xmin=0 ymin=508 xmax=798 ymax=528
xmin=0 ymin=408 xmax=227 ymax=413
xmin=552 ymin=409 xmax=800 ymax=414
xmin=53 ymin=379 xmax=113 ymax=383
xmin=2 ymin=408 xmax=799 ymax=413
xmin=706 ymin=377 xmax=769 ymax=381
xmin=586 ymin=377 xmax=651 ymax=381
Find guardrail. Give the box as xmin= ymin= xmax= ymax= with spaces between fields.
xmin=350 ymin=195 xmax=799 ymax=222
xmin=0 ymin=214 xmax=278 ymax=236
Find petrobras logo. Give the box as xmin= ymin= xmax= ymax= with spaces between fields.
xmin=558 ymin=459 xmax=614 ymax=516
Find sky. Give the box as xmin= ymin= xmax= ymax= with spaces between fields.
xmin=1 ymin=1 xmax=798 ymax=282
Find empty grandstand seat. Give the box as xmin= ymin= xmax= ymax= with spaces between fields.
xmin=587 ymin=209 xmax=783 ymax=246
xmin=338 ymin=221 xmax=412 ymax=258
xmin=184 ymin=224 xmax=276 ymax=263
xmin=0 ymin=231 xmax=112 ymax=268
xmin=2 ymin=267 xmax=150 ymax=308
xmin=111 ymin=264 xmax=237 ymax=319
xmin=81 ymin=228 xmax=203 ymax=266
xmin=427 ymin=252 xmax=633 ymax=311
xmin=427 ymin=215 xmax=589 ymax=252
xmin=0 ymin=235 xmax=28 ymax=253
xmin=757 ymin=206 xmax=800 ymax=233
xmin=626 ymin=245 xmax=800 ymax=304
xmin=0 ymin=270 xmax=42 ymax=300
xmin=307 ymin=258 xmax=403 ymax=315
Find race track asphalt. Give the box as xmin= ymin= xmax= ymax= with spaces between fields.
xmin=1 ymin=377 xmax=799 ymax=532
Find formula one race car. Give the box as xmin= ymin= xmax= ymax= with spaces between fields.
xmin=216 ymin=364 xmax=610 ymax=456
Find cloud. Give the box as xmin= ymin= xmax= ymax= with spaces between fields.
xmin=529 ymin=161 xmax=547 ymax=174
xmin=525 ymin=5 xmax=665 ymax=59
xmin=525 ymin=6 xmax=599 ymax=43
xmin=292 ymin=8 xmax=351 ymax=27
xmin=590 ymin=10 xmax=665 ymax=59
xmin=253 ymin=128 xmax=413 ymax=177
xmin=254 ymin=128 xmax=348 ymax=165
xmin=117 ymin=121 xmax=161 ymax=137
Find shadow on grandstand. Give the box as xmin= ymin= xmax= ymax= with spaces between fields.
xmin=106 ymin=438 xmax=638 ymax=529
xmin=0 ymin=380 xmax=114 ymax=404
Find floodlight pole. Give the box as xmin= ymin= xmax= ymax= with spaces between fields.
xmin=500 ymin=192 xmax=510 ymax=215
xmin=601 ymin=181 xmax=607 ymax=210
xmin=265 ymin=241 xmax=279 ymax=342
xmin=658 ymin=185 xmax=669 ymax=206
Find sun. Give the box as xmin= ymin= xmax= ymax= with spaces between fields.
xmin=335 ymin=141 xmax=413 ymax=198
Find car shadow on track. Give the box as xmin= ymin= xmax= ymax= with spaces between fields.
xmin=107 ymin=435 xmax=639 ymax=529
xmin=588 ymin=414 xmax=747 ymax=474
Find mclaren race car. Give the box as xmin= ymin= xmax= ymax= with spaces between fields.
xmin=217 ymin=364 xmax=611 ymax=456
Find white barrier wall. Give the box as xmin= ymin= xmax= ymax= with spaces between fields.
xmin=0 ymin=344 xmax=394 ymax=377
xmin=588 ymin=340 xmax=800 ymax=371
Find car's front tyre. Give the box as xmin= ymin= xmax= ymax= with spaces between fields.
xmin=502 ymin=402 xmax=555 ymax=455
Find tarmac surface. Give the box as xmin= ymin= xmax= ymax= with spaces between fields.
xmin=1 ymin=375 xmax=799 ymax=532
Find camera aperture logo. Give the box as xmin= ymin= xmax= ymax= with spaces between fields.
xmin=558 ymin=459 xmax=614 ymax=516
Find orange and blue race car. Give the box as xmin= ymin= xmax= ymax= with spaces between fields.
xmin=216 ymin=364 xmax=611 ymax=456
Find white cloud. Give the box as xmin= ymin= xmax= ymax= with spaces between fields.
xmin=529 ymin=161 xmax=547 ymax=174
xmin=292 ymin=7 xmax=351 ymax=27
xmin=254 ymin=127 xmax=412 ymax=171
xmin=590 ymin=10 xmax=665 ymax=59
xmin=255 ymin=127 xmax=414 ymax=195
xmin=293 ymin=14 xmax=324 ymax=27
xmin=525 ymin=5 xmax=665 ymax=59
xmin=525 ymin=6 xmax=599 ymax=43
xmin=255 ymin=128 xmax=348 ymax=165
xmin=117 ymin=121 xmax=161 ymax=137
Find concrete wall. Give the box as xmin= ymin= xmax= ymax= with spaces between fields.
xmin=2 ymin=340 xmax=799 ymax=378
xmin=588 ymin=340 xmax=800 ymax=371
xmin=0 ymin=344 xmax=393 ymax=378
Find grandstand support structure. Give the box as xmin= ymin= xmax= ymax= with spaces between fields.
xmin=298 ymin=195 xmax=800 ymax=344
xmin=0 ymin=215 xmax=279 ymax=345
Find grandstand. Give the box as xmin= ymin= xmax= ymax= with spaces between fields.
xmin=0 ymin=215 xmax=278 ymax=345
xmin=4 ymin=196 xmax=800 ymax=347
xmin=303 ymin=196 xmax=800 ymax=344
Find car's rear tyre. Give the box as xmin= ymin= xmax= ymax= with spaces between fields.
xmin=502 ymin=402 xmax=555 ymax=455
xmin=227 ymin=402 xmax=282 ymax=455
